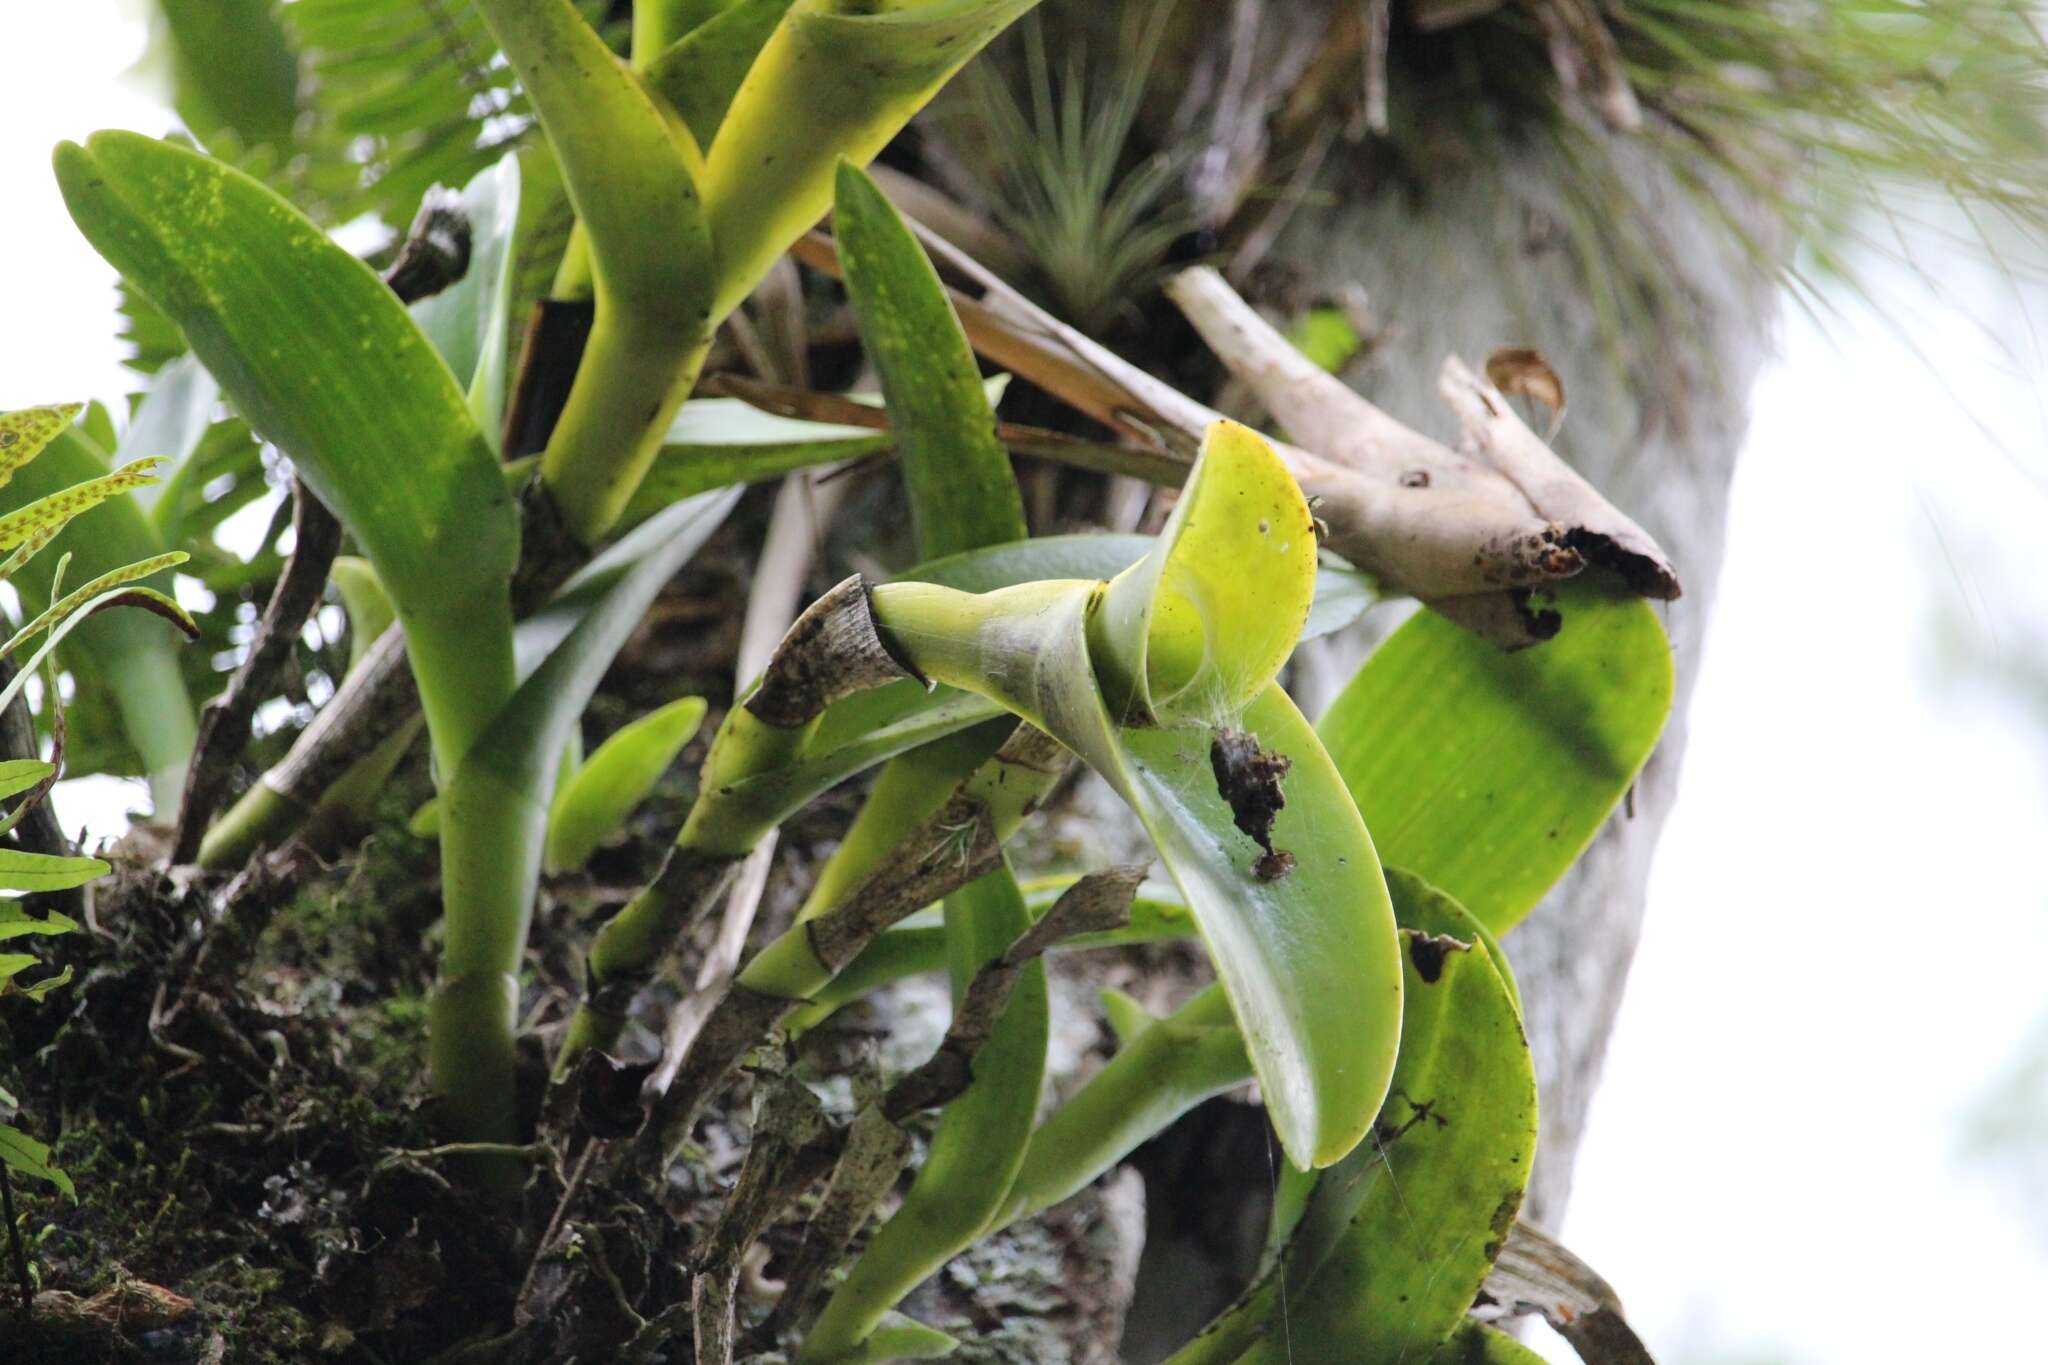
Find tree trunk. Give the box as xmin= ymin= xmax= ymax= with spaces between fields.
xmin=1266 ymin=134 xmax=1776 ymax=1223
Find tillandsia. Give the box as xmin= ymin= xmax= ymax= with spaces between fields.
xmin=20 ymin=0 xmax=1711 ymax=1356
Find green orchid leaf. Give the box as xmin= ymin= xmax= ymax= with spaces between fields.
xmin=0 ymin=762 xmax=56 ymax=805
xmin=1091 ymin=419 xmax=1320 ymax=726
xmin=872 ymin=425 xmax=1399 ymax=1169
xmin=701 ymin=0 xmax=1044 ymax=317
xmin=55 ymin=130 xmax=519 ymax=764
xmin=646 ymin=0 xmax=801 ymax=146
xmin=835 ymin=160 xmax=1027 ymax=560
xmin=1201 ymin=870 xmax=1535 ymax=1365
xmin=0 ymin=405 xmax=84 ymax=489
xmin=804 ymin=862 xmax=1047 ymax=1358
xmin=0 ymin=1121 xmax=75 ymax=1199
xmin=1427 ymin=1323 xmax=1551 ymax=1364
xmin=788 ymin=884 xmax=1193 ymax=1030
xmin=619 ymin=413 xmax=889 ymax=528
xmin=545 ymin=695 xmax=709 ymax=872
xmin=840 ymin=1311 xmax=958 ymax=1362
xmin=0 ymin=850 xmax=111 ymax=894
xmin=471 ymin=0 xmax=715 ymax=542
xmin=329 ymin=557 xmax=396 ymax=673
xmin=467 ymin=488 xmax=742 ymax=804
xmin=1318 ymin=582 xmax=1674 ymax=934
xmin=410 ymin=153 xmax=524 ymax=445
xmin=115 ymin=353 xmax=228 ymax=540
xmin=1001 ymin=984 xmax=1251 ymax=1224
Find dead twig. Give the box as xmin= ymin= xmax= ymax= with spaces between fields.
xmin=171 ymin=479 xmax=343 ymax=865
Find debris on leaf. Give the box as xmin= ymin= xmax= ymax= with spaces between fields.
xmin=1210 ymin=727 xmax=1294 ymax=878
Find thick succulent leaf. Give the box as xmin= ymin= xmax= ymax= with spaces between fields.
xmin=701 ymin=0 xmax=1044 ymax=316
xmin=474 ymin=0 xmax=715 ymax=540
xmin=410 ymin=153 xmax=525 ymax=445
xmin=646 ymin=0 xmax=800 ymax=146
xmin=1218 ymin=873 xmax=1535 ymax=1365
xmin=0 ymin=1122 xmax=75 ymax=1199
xmin=0 ymin=850 xmax=111 ymax=894
xmin=545 ymin=695 xmax=708 ymax=871
xmin=1002 ymin=984 xmax=1251 ymax=1222
xmin=874 ymin=428 xmax=1398 ymax=1168
xmin=468 ymin=488 xmax=741 ymax=802
xmin=56 ymin=131 xmax=519 ymax=760
xmin=912 ymin=533 xmax=1378 ymax=640
xmin=805 ymin=863 xmax=1046 ymax=1356
xmin=0 ymin=405 xmax=84 ymax=489
xmin=1091 ymin=420 xmax=1320 ymax=725
xmin=1428 ymin=1322 xmax=1551 ymax=1364
xmin=55 ymin=132 xmax=516 ymax=616
xmin=789 ymin=884 xmax=1193 ymax=1028
xmin=0 ymin=762 xmax=55 ymax=805
xmin=841 ymin=1312 xmax=958 ymax=1363
xmin=835 ymin=161 xmax=1026 ymax=560
xmin=1318 ymin=581 xmax=1673 ymax=934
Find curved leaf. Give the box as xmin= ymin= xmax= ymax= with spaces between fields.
xmin=545 ymin=694 xmax=708 ymax=871
xmin=802 ymin=863 xmax=1047 ymax=1358
xmin=700 ymin=0 xmax=1044 ymax=316
xmin=872 ymin=425 xmax=1400 ymax=1169
xmin=56 ymin=130 xmax=519 ymax=762
xmin=835 ymin=160 xmax=1026 ymax=560
xmin=1001 ymin=984 xmax=1250 ymax=1223
xmin=1217 ymin=871 xmax=1536 ymax=1365
xmin=1318 ymin=581 xmax=1674 ymax=934
xmin=646 ymin=0 xmax=800 ymax=146
xmin=0 ymin=762 xmax=56 ymax=805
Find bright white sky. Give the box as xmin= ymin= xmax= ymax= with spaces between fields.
xmin=4 ymin=6 xmax=2047 ymax=1362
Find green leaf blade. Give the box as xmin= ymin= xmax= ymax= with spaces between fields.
xmin=835 ymin=161 xmax=1026 ymax=561
xmin=1319 ymin=583 xmax=1674 ymax=934
xmin=545 ymin=695 xmax=709 ymax=871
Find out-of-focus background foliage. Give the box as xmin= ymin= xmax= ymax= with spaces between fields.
xmin=4 ymin=2 xmax=2048 ymax=1359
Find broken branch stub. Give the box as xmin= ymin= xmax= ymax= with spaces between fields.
xmin=1164 ymin=267 xmax=1678 ymax=646
xmin=793 ymin=209 xmax=1674 ymax=649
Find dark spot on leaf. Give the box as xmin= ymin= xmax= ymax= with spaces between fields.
xmin=1210 ymin=727 xmax=1292 ymax=874
xmin=1407 ymin=931 xmax=1465 ymax=983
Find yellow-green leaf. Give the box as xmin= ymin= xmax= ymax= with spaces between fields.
xmin=0 ymin=405 xmax=84 ymax=489
xmin=545 ymin=695 xmax=708 ymax=872
xmin=1318 ymin=582 xmax=1673 ymax=934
